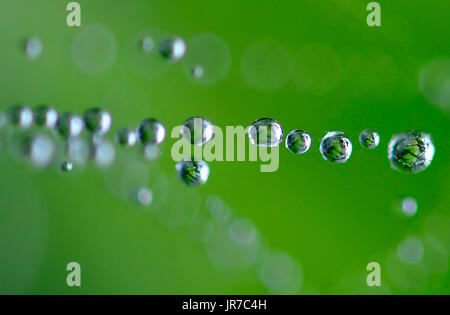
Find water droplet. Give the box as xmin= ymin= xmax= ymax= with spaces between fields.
xmin=135 ymin=187 xmax=153 ymax=206
xmin=388 ymin=131 xmax=435 ymax=174
xmin=285 ymin=129 xmax=311 ymax=154
xmin=22 ymin=133 xmax=55 ymax=168
xmin=176 ymin=159 xmax=210 ymax=187
xmin=92 ymin=140 xmax=116 ymax=168
xmin=158 ymin=37 xmax=186 ymax=61
xmin=9 ymin=105 xmax=33 ymax=128
xmin=398 ymin=236 xmax=424 ymax=265
xmin=359 ymin=129 xmax=380 ymax=149
xmin=83 ymin=108 xmax=112 ymax=135
xmin=401 ymin=197 xmax=418 ymax=217
xmin=137 ymin=119 xmax=166 ymax=145
xmin=191 ymin=65 xmax=205 ymax=78
xmin=320 ymin=131 xmax=352 ymax=163
xmin=57 ymin=113 xmax=84 ymax=138
xmin=140 ymin=36 xmax=155 ymax=53
xmin=116 ymin=128 xmax=137 ymax=147
xmin=61 ymin=161 xmax=73 ymax=172
xmin=248 ymin=118 xmax=283 ymax=147
xmin=34 ymin=105 xmax=58 ymax=129
xmin=180 ymin=116 xmax=215 ymax=145
xmin=25 ymin=36 xmax=43 ymax=59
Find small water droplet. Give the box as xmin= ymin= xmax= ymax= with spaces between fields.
xmin=25 ymin=36 xmax=43 ymax=59
xmin=248 ymin=118 xmax=283 ymax=147
xmin=320 ymin=131 xmax=352 ymax=163
xmin=92 ymin=140 xmax=116 ymax=168
xmin=61 ymin=161 xmax=73 ymax=172
xmin=57 ymin=113 xmax=84 ymax=138
xmin=191 ymin=65 xmax=205 ymax=78
xmin=83 ymin=108 xmax=112 ymax=135
xmin=135 ymin=187 xmax=153 ymax=206
xmin=176 ymin=159 xmax=210 ymax=187
xmin=22 ymin=133 xmax=55 ymax=168
xmin=401 ymin=197 xmax=418 ymax=217
xmin=140 ymin=36 xmax=155 ymax=53
xmin=116 ymin=128 xmax=137 ymax=147
xmin=137 ymin=119 xmax=166 ymax=145
xmin=285 ymin=130 xmax=311 ymax=154
xmin=180 ymin=117 xmax=215 ymax=145
xmin=9 ymin=105 xmax=33 ymax=128
xmin=158 ymin=37 xmax=186 ymax=61
xmin=388 ymin=131 xmax=435 ymax=174
xmin=398 ymin=236 xmax=424 ymax=265
xmin=359 ymin=129 xmax=380 ymax=149
xmin=34 ymin=105 xmax=58 ymax=129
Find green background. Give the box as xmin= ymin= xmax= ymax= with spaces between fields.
xmin=0 ymin=0 xmax=449 ymax=294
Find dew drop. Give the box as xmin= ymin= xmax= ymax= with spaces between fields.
xmin=22 ymin=133 xmax=55 ymax=168
xmin=176 ymin=159 xmax=210 ymax=187
xmin=359 ymin=129 xmax=380 ymax=149
xmin=140 ymin=36 xmax=155 ymax=53
xmin=248 ymin=118 xmax=283 ymax=147
xmin=9 ymin=105 xmax=33 ymax=129
xmin=92 ymin=140 xmax=116 ymax=168
xmin=137 ymin=119 xmax=166 ymax=145
xmin=285 ymin=130 xmax=311 ymax=154
xmin=34 ymin=105 xmax=58 ymax=129
xmin=25 ymin=36 xmax=43 ymax=59
xmin=83 ymin=108 xmax=112 ymax=135
xmin=191 ymin=65 xmax=205 ymax=78
xmin=388 ymin=131 xmax=435 ymax=174
xmin=180 ymin=116 xmax=215 ymax=145
xmin=135 ymin=187 xmax=153 ymax=206
xmin=61 ymin=161 xmax=73 ymax=172
xmin=116 ymin=128 xmax=137 ymax=147
xmin=319 ymin=131 xmax=352 ymax=163
xmin=158 ymin=37 xmax=186 ymax=61
xmin=57 ymin=113 xmax=84 ymax=138
xmin=401 ymin=197 xmax=418 ymax=217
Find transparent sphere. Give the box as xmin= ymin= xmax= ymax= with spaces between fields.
xmin=9 ymin=105 xmax=33 ymax=128
xmin=180 ymin=116 xmax=215 ymax=146
xmin=34 ymin=105 xmax=58 ymax=129
xmin=359 ymin=129 xmax=380 ymax=149
xmin=135 ymin=187 xmax=153 ymax=206
xmin=320 ymin=131 xmax=352 ymax=163
xmin=61 ymin=161 xmax=73 ymax=172
xmin=401 ymin=197 xmax=418 ymax=217
xmin=116 ymin=128 xmax=137 ymax=147
xmin=158 ymin=37 xmax=187 ymax=61
xmin=176 ymin=159 xmax=210 ymax=187
xmin=285 ymin=130 xmax=311 ymax=154
xmin=191 ymin=65 xmax=205 ymax=78
xmin=25 ymin=36 xmax=43 ymax=59
xmin=388 ymin=131 xmax=435 ymax=174
xmin=248 ymin=118 xmax=283 ymax=147
xmin=21 ymin=133 xmax=55 ymax=168
xmin=57 ymin=113 xmax=84 ymax=138
xmin=137 ymin=119 xmax=166 ymax=145
xmin=83 ymin=108 xmax=112 ymax=135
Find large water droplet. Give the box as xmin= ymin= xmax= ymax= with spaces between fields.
xmin=285 ymin=129 xmax=311 ymax=154
xmin=320 ymin=131 xmax=352 ymax=163
xmin=83 ymin=108 xmax=112 ymax=135
xmin=176 ymin=159 xmax=210 ymax=187
xmin=248 ymin=118 xmax=283 ymax=147
xmin=180 ymin=116 xmax=215 ymax=146
xmin=359 ymin=129 xmax=380 ymax=149
xmin=22 ymin=133 xmax=55 ymax=168
xmin=137 ymin=119 xmax=166 ymax=145
xmin=388 ymin=131 xmax=435 ymax=174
